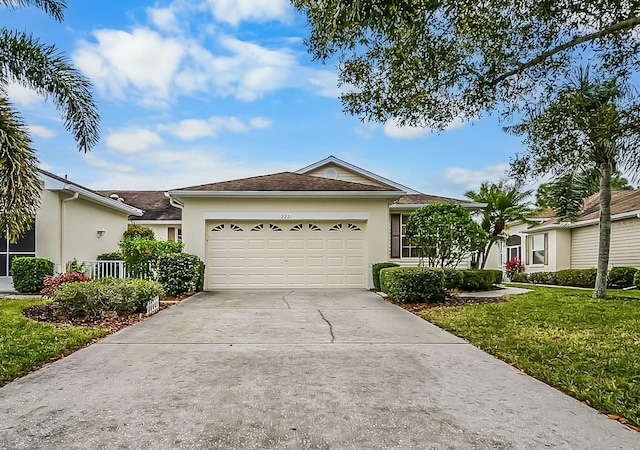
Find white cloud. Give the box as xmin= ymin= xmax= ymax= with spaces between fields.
xmin=353 ymin=123 xmax=378 ymax=139
xmin=88 ymin=149 xmax=299 ymax=190
xmin=205 ymin=0 xmax=292 ymax=26
xmin=105 ymin=129 xmax=164 ymax=153
xmin=28 ymin=125 xmax=57 ymax=139
xmin=147 ymin=7 xmax=180 ymax=33
xmin=82 ymin=153 xmax=133 ymax=172
xmin=6 ymin=83 xmax=44 ymax=107
xmin=383 ymin=117 xmax=466 ymax=139
xmin=443 ymin=163 xmax=511 ymax=190
xmin=159 ymin=116 xmax=270 ymax=140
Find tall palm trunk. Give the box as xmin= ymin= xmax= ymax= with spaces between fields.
xmin=593 ymin=162 xmax=612 ymax=298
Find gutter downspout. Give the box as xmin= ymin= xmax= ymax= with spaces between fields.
xmin=60 ymin=190 xmax=78 ymax=273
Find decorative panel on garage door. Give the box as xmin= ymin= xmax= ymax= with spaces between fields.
xmin=206 ymin=221 xmax=367 ymax=289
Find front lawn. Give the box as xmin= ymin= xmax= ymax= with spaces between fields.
xmin=421 ymin=286 xmax=640 ymax=427
xmin=0 ymin=298 xmax=107 ymax=386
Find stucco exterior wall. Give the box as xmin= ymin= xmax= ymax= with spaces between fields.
xmin=180 ymin=196 xmax=391 ymax=287
xmin=62 ymin=198 xmax=129 ymax=265
xmin=133 ymin=223 xmax=179 ymax=241
xmin=34 ymin=188 xmax=62 ymax=270
xmin=571 ymin=218 xmax=640 ymax=268
xmin=305 ymin=163 xmax=387 ymax=187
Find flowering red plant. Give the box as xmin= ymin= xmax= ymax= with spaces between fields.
xmin=41 ymin=271 xmax=92 ymax=297
xmin=505 ymin=258 xmax=524 ymax=279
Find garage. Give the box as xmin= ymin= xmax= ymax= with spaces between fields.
xmin=206 ymin=220 xmax=367 ymax=289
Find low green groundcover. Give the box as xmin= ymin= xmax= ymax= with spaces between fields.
xmin=421 ymin=286 xmax=640 ymax=426
xmin=0 ymin=298 xmax=106 ymax=385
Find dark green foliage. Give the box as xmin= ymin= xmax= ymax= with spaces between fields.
xmin=52 ymin=278 xmax=163 ymax=318
xmin=10 ymin=257 xmax=53 ymax=293
xmin=379 ymin=267 xmax=445 ymax=303
xmin=119 ymin=237 xmax=183 ymax=279
xmin=442 ymin=268 xmax=464 ymax=290
xmin=97 ymin=251 xmax=122 ymax=260
xmin=556 ymin=269 xmax=598 ymax=288
xmin=528 ymin=271 xmax=558 ymax=285
xmin=122 ymin=224 xmax=155 ymax=240
xmin=510 ymin=272 xmax=529 ymax=283
xmin=608 ymin=267 xmax=637 ymax=288
xmin=157 ymin=253 xmax=205 ymax=296
xmin=459 ymin=270 xmax=499 ymax=291
xmin=371 ymin=262 xmax=399 ymax=291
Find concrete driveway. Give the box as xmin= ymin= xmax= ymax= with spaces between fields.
xmin=0 ymin=290 xmax=637 ymax=449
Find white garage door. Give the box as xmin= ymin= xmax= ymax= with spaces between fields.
xmin=206 ymin=221 xmax=367 ymax=289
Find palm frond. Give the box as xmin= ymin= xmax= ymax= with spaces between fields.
xmin=0 ymin=97 xmax=41 ymax=243
xmin=1 ymin=0 xmax=66 ymax=21
xmin=0 ymin=29 xmax=99 ymax=152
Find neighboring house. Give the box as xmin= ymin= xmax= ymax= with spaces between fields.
xmin=0 ymin=171 xmax=142 ymax=290
xmin=486 ymin=189 xmax=640 ymax=273
xmin=98 ymin=191 xmax=182 ymax=241
xmin=167 ymin=156 xmax=482 ymax=290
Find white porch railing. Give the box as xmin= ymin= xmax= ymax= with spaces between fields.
xmin=83 ymin=260 xmax=125 ymax=279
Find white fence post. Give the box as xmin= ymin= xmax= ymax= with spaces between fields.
xmin=82 ymin=260 xmax=125 ymax=279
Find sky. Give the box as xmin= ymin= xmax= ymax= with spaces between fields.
xmin=5 ymin=0 xmax=530 ymax=198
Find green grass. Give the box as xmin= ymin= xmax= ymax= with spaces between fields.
xmin=0 ymin=298 xmax=107 ymax=385
xmin=421 ymin=286 xmax=640 ymax=425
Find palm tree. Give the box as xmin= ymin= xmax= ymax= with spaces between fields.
xmin=464 ymin=181 xmax=533 ymax=269
xmin=0 ymin=0 xmax=99 ymax=242
xmin=509 ymin=68 xmax=640 ymax=298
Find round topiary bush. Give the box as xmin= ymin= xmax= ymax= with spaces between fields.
xmin=10 ymin=257 xmax=54 ymax=293
xmin=157 ymin=253 xmax=205 ymax=296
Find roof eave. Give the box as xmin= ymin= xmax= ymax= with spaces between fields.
xmin=522 ymin=209 xmax=640 ymax=233
xmin=390 ymin=201 xmax=486 ymax=210
xmin=168 ymin=190 xmax=404 ymax=199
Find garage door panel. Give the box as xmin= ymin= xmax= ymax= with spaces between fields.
xmin=207 ymin=220 xmax=367 ymax=289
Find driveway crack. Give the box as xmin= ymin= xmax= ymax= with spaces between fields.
xmin=317 ymin=309 xmax=335 ymax=343
xmin=282 ymin=290 xmax=293 ymax=309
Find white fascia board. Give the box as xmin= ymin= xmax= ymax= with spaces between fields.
xmin=129 ymin=220 xmax=182 ymax=225
xmin=39 ymin=172 xmax=143 ymax=216
xmin=169 ymin=190 xmax=404 ymax=199
xmin=295 ymin=156 xmax=420 ymax=194
xmin=389 ymin=201 xmax=486 ymax=210
xmin=203 ymin=211 xmax=370 ymax=221
xmin=522 ymin=209 xmax=640 ymax=233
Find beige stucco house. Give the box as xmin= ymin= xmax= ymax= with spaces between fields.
xmin=485 ymin=189 xmax=640 ymax=273
xmin=167 ymin=156 xmax=482 ymax=290
xmin=0 ymin=170 xmax=142 ymax=291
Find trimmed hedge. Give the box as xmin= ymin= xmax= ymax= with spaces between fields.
xmin=556 ymin=268 xmax=597 ymax=288
xmin=157 ymin=253 xmax=205 ymax=296
xmin=379 ymin=267 xmax=445 ymax=303
xmin=635 ymin=270 xmax=640 ymax=287
xmin=52 ymin=278 xmax=164 ymax=318
xmin=608 ymin=267 xmax=637 ymax=288
xmin=442 ymin=268 xmax=464 ymax=289
xmin=372 ymin=262 xmax=400 ymax=291
xmin=510 ymin=272 xmax=529 ymax=283
xmin=528 ymin=271 xmax=557 ymax=285
xmin=10 ymin=257 xmax=54 ymax=293
xmin=459 ymin=269 xmax=500 ymax=291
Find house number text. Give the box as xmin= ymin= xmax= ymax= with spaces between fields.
xmin=281 ymin=214 xmax=292 ymax=219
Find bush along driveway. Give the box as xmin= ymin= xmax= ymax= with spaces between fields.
xmin=420 ymin=285 xmax=640 ymax=429
xmin=0 ymin=298 xmax=106 ymax=386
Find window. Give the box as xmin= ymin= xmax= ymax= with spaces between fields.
xmin=506 ymin=235 xmax=522 ymax=261
xmin=391 ymin=214 xmax=420 ymax=259
xmin=177 ymin=228 xmax=182 ymax=242
xmin=1 ymin=225 xmax=36 ymax=277
xmin=531 ymin=234 xmax=546 ymax=265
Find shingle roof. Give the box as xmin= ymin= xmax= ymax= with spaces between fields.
xmin=532 ymin=189 xmax=640 ymax=226
xmin=176 ymin=172 xmax=402 ymax=192
xmin=393 ymin=193 xmax=474 ymax=205
xmin=98 ymin=191 xmax=181 ymax=220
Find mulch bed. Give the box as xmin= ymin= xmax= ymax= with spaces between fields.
xmin=23 ymin=302 xmax=173 ymax=334
xmin=387 ymin=295 xmax=507 ymax=315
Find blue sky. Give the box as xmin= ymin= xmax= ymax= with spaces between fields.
xmin=6 ymin=0 xmax=527 ymax=198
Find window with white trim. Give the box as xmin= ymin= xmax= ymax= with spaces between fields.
xmin=1 ymin=225 xmax=36 ymax=277
xmin=531 ymin=234 xmax=545 ymax=265
xmin=400 ymin=214 xmax=420 ymax=258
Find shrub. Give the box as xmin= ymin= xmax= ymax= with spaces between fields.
xmin=119 ymin=237 xmax=183 ymax=279
xmin=371 ymin=262 xmax=400 ymax=291
xmin=528 ymin=271 xmax=557 ymax=285
xmin=635 ymin=270 xmax=640 ymax=287
xmin=556 ymin=268 xmax=597 ymax=288
xmin=123 ymin=224 xmax=155 ymax=240
xmin=510 ymin=272 xmax=529 ymax=283
xmin=10 ymin=257 xmax=54 ymax=293
xmin=41 ymin=272 xmax=92 ymax=297
xmin=65 ymin=258 xmax=85 ymax=273
xmin=379 ymin=267 xmax=445 ymax=303
xmin=505 ymin=258 xmax=524 ymax=279
xmin=442 ymin=268 xmax=464 ymax=289
xmin=458 ymin=270 xmax=498 ymax=291
xmin=52 ymin=278 xmax=163 ymax=318
xmin=97 ymin=251 xmax=122 ymax=260
xmin=608 ymin=267 xmax=638 ymax=288
xmin=486 ymin=269 xmax=504 ymax=285
xmin=157 ymin=253 xmax=205 ymax=296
